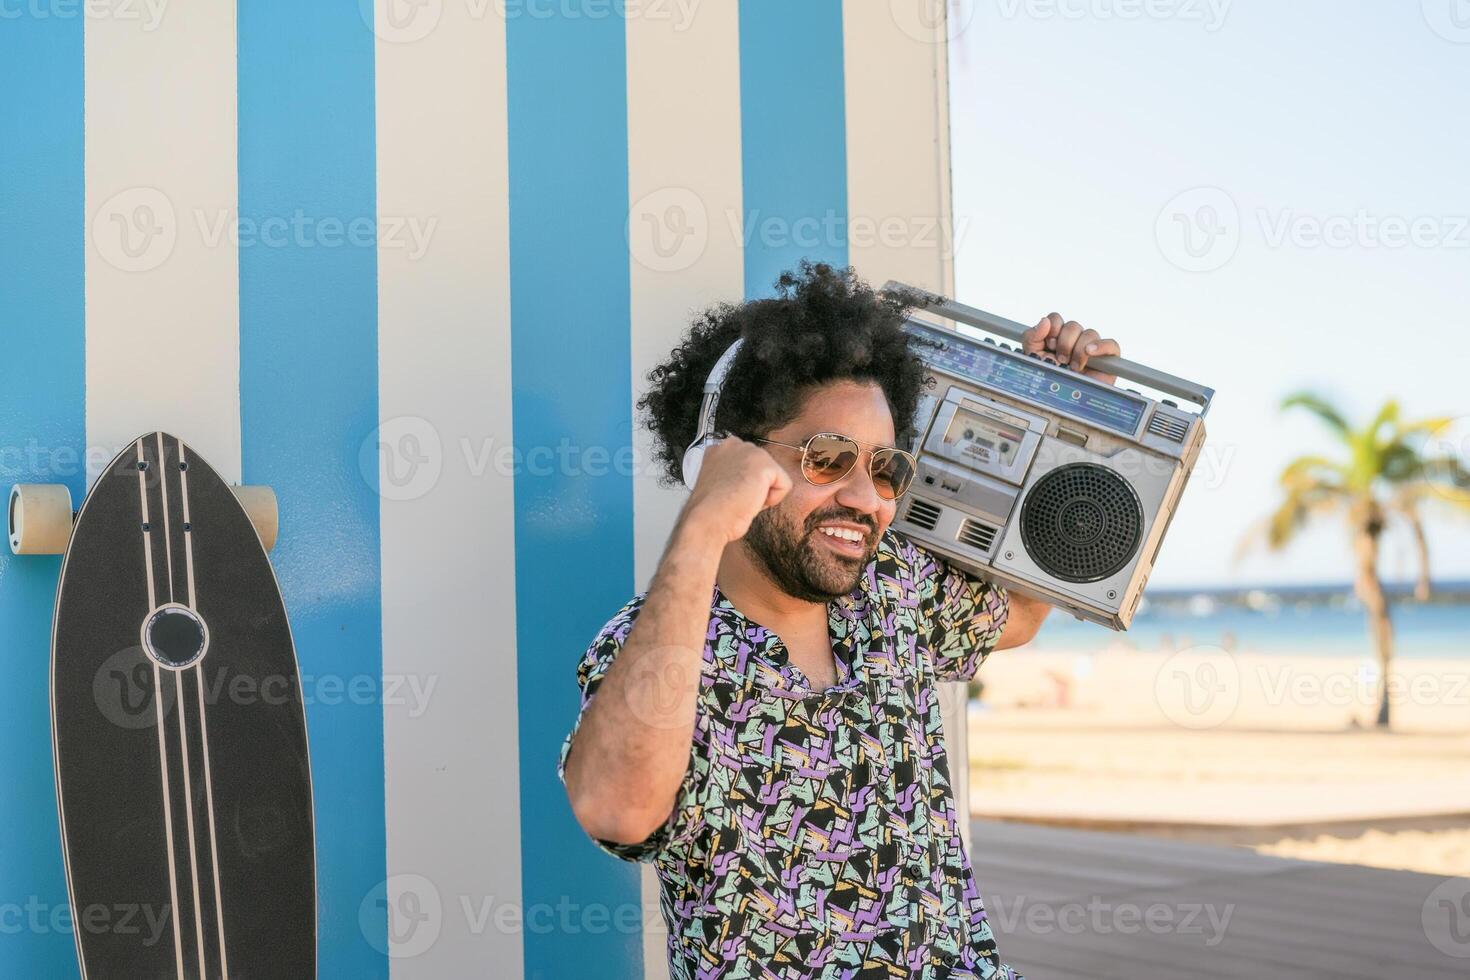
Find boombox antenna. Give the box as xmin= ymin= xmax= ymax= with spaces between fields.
xmin=883 ymin=281 xmax=1216 ymax=419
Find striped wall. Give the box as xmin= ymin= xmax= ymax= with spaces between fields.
xmin=238 ymin=5 xmax=385 ymax=977
xmin=0 ymin=3 xmax=959 ymax=977
xmin=0 ymin=10 xmax=85 ymax=977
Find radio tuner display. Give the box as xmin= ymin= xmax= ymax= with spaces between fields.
xmin=905 ymin=320 xmax=1146 ymax=436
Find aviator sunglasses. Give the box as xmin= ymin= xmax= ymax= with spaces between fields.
xmin=753 ymin=432 xmax=918 ymax=501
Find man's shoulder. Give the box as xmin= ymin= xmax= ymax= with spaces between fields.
xmin=874 ymin=527 xmax=935 ymax=580
xmin=574 ymin=593 xmax=651 ymax=687
xmin=593 ymin=591 xmax=650 ymax=648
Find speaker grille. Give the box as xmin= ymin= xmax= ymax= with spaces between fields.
xmin=957 ymin=517 xmax=998 ymax=553
xmin=904 ymin=497 xmax=941 ymax=531
xmin=1020 ymin=463 xmax=1143 ymax=583
xmin=1147 ymin=411 xmax=1189 ymax=443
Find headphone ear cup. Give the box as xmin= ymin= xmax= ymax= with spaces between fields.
xmin=681 ymin=438 xmax=709 ymax=490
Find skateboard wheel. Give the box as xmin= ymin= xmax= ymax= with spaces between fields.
xmin=8 ymin=484 xmax=75 ymax=556
xmin=232 ymin=485 xmax=279 ymax=553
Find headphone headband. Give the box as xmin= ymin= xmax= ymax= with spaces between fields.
xmin=694 ymin=337 xmax=744 ymax=439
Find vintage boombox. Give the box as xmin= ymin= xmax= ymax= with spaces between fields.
xmin=883 ymin=282 xmax=1214 ymax=630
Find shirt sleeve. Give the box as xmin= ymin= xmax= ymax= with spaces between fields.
xmin=910 ymin=537 xmax=1010 ymax=684
xmin=556 ymin=593 xmax=696 ymax=864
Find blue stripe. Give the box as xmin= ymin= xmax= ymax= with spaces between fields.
xmin=236 ymin=5 xmax=384 ymax=976
xmin=739 ymin=0 xmax=851 ymax=297
xmin=0 ymin=11 xmax=85 ymax=976
xmin=506 ymin=12 xmax=640 ymax=980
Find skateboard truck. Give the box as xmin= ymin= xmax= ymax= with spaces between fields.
xmin=9 ymin=482 xmax=281 ymax=555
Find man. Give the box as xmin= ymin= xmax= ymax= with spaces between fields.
xmin=558 ymin=262 xmax=1123 ymax=979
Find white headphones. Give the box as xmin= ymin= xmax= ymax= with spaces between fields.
xmin=679 ymin=336 xmax=745 ymax=490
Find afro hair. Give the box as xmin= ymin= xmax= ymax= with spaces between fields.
xmin=637 ymin=260 xmax=940 ymax=487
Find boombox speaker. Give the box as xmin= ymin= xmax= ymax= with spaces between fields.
xmin=884 ymin=282 xmax=1215 ymax=630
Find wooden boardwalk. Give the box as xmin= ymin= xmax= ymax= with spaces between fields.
xmin=968 ymin=818 xmax=1469 ymax=979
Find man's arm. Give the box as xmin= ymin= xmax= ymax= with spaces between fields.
xmin=914 ymin=541 xmax=1011 ymax=684
xmin=560 ymin=435 xmax=793 ymax=848
xmin=993 ymin=590 xmax=1050 ymax=650
xmin=561 ymin=507 xmax=723 ymax=847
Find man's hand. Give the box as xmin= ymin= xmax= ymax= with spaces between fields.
xmin=1021 ymin=313 xmax=1122 ymax=386
xmin=685 ymin=435 xmax=793 ymax=545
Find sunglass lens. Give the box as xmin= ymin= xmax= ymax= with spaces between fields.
xmin=803 ymin=435 xmax=860 ymax=485
xmin=871 ymin=449 xmax=916 ymax=499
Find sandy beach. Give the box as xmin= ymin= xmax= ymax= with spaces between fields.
xmin=965 ymin=648 xmax=1470 ymax=876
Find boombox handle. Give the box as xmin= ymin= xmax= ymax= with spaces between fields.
xmin=883 ymin=281 xmax=1216 ymax=419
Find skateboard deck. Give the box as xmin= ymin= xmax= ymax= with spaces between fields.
xmin=50 ymin=432 xmax=315 ymax=978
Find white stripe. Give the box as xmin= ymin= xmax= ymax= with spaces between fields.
xmin=85 ymin=5 xmax=241 ymax=487
xmin=138 ymin=443 xmax=158 ymax=623
xmin=842 ymin=0 xmax=957 ymax=299
xmin=152 ymin=666 xmax=186 ymax=980
xmin=173 ymin=670 xmax=208 ymax=976
xmin=150 ymin=437 xmax=206 ymax=971
xmin=373 ymin=5 xmax=521 ymax=976
xmin=626 ymin=7 xmax=745 ymax=978
xmin=193 ymin=672 xmax=230 ymax=979
xmin=180 ymin=442 xmax=230 ymax=978
xmin=179 ymin=449 xmax=199 ymax=604
xmin=138 ymin=440 xmax=186 ymax=980
xmin=156 ymin=435 xmax=176 ymax=603
xmin=842 ymin=1 xmax=970 ymax=850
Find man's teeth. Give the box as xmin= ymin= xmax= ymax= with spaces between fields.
xmin=817 ymin=527 xmax=864 ymax=543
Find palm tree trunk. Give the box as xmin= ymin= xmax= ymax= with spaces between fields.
xmin=1350 ymin=502 xmax=1394 ymax=727
xmin=1408 ymin=512 xmax=1432 ymax=602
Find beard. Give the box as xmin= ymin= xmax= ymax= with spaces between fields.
xmin=740 ymin=503 xmax=876 ymax=603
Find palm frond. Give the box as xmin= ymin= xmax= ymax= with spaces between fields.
xmin=1379 ymin=443 xmax=1426 ymax=483
xmin=1368 ymin=400 xmax=1400 ymax=446
xmin=1278 ymin=454 xmax=1346 ymax=487
xmin=1397 ymin=414 xmax=1457 ymax=437
xmin=1420 ymin=456 xmax=1470 ymax=512
xmin=1263 ymin=486 xmax=1343 ymax=549
xmin=1280 ymin=391 xmax=1352 ymax=441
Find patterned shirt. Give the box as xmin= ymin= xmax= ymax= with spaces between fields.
xmin=558 ymin=528 xmax=1021 ymax=980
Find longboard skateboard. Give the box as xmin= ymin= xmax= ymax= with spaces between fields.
xmin=9 ymin=432 xmax=315 ymax=979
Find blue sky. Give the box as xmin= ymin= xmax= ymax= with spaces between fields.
xmin=949 ymin=0 xmax=1470 ymax=589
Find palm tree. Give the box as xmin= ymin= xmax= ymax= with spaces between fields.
xmin=1236 ymin=394 xmax=1470 ymax=727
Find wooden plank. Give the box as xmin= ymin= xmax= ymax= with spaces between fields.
xmin=972 ymin=820 xmax=1468 ymax=980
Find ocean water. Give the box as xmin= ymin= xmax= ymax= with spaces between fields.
xmin=1033 ymin=585 xmax=1470 ymax=659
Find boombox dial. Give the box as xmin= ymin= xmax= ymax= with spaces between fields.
xmin=1020 ymin=463 xmax=1143 ymax=584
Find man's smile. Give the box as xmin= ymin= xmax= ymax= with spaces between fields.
xmin=811 ymin=520 xmax=875 ymax=560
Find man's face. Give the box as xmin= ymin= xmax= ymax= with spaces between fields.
xmin=741 ymin=380 xmax=900 ymax=603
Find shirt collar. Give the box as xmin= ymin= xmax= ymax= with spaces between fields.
xmin=709 ymin=551 xmax=881 ymax=671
